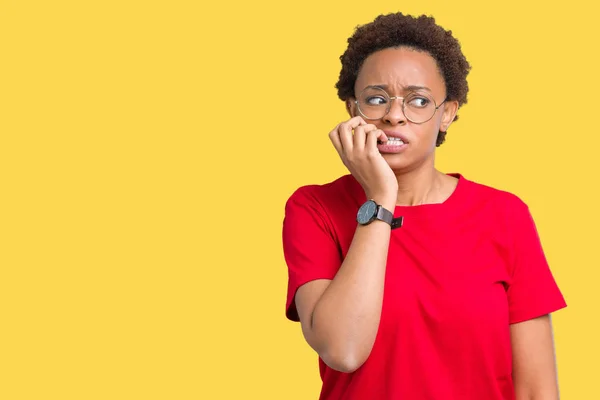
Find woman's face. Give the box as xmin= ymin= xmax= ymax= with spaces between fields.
xmin=348 ymin=47 xmax=458 ymax=172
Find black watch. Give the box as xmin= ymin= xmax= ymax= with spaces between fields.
xmin=356 ymin=200 xmax=403 ymax=229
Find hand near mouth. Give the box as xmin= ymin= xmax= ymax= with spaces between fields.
xmin=329 ymin=116 xmax=398 ymax=206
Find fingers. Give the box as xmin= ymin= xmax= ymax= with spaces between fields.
xmin=328 ymin=123 xmax=343 ymax=157
xmin=338 ymin=122 xmax=354 ymax=153
xmin=353 ymin=124 xmax=379 ymax=151
xmin=329 ymin=116 xmax=379 ymax=161
xmin=337 ymin=116 xmax=366 ymax=152
xmin=329 ymin=118 xmax=397 ymax=200
xmin=366 ymin=129 xmax=388 ymax=154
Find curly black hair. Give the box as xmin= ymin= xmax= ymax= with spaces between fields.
xmin=336 ymin=13 xmax=471 ymax=146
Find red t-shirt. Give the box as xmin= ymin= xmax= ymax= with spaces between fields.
xmin=282 ymin=173 xmax=567 ymax=400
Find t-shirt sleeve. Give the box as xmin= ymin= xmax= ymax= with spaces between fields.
xmin=282 ymin=187 xmax=343 ymax=322
xmin=506 ymin=198 xmax=567 ymax=324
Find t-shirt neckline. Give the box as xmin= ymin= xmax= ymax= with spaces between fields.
xmin=352 ymin=173 xmax=467 ymax=219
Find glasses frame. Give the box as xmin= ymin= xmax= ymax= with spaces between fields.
xmin=354 ymin=87 xmax=447 ymax=124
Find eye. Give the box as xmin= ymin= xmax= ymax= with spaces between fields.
xmin=407 ymin=96 xmax=430 ymax=108
xmin=365 ymin=96 xmax=388 ymax=106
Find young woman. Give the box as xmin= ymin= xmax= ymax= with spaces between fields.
xmin=282 ymin=12 xmax=566 ymax=400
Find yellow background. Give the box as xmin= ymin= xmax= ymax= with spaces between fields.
xmin=1 ymin=0 xmax=597 ymax=398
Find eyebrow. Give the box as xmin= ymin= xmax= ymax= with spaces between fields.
xmin=367 ymin=84 xmax=433 ymax=93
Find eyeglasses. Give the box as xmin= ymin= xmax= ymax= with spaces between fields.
xmin=355 ymin=87 xmax=447 ymax=124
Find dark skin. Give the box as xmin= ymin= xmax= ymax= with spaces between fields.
xmin=295 ymin=46 xmax=462 ymax=374
xmin=331 ymin=46 xmax=459 ymax=207
xmin=297 ymin=46 xmax=560 ymax=398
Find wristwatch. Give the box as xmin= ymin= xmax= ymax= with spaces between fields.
xmin=356 ymin=200 xmax=403 ymax=229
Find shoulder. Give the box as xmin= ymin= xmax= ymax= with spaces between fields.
xmin=284 ymin=175 xmax=362 ymax=241
xmin=460 ymin=175 xmax=529 ymax=213
xmin=285 ymin=174 xmax=360 ymax=212
xmin=450 ymin=174 xmax=534 ymax=232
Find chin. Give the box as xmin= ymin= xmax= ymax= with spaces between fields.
xmin=382 ymin=154 xmax=412 ymax=171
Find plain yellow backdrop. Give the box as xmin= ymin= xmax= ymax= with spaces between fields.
xmin=1 ymin=0 xmax=598 ymax=399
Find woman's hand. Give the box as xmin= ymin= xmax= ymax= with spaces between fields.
xmin=329 ymin=116 xmax=398 ymax=205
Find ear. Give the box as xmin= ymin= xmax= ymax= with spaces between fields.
xmin=346 ymin=98 xmax=357 ymax=118
xmin=440 ymin=100 xmax=459 ymax=132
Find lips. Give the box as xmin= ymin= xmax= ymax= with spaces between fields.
xmin=378 ymin=130 xmax=409 ymax=145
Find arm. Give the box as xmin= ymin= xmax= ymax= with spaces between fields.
xmin=511 ymin=314 xmax=561 ymax=400
xmin=295 ymin=200 xmax=394 ymax=373
xmin=292 ymin=117 xmax=398 ymax=373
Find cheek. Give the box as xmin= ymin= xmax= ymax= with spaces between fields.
xmin=412 ymin=120 xmax=440 ymax=145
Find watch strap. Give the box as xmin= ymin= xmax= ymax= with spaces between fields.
xmin=391 ymin=216 xmax=403 ymax=229
xmin=376 ymin=205 xmax=393 ymax=225
xmin=376 ymin=206 xmax=403 ymax=229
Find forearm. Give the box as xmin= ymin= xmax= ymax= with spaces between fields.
xmin=515 ymin=393 xmax=559 ymax=400
xmin=310 ymin=207 xmax=393 ymax=371
xmin=515 ymin=385 xmax=559 ymax=400
xmin=512 ymin=316 xmax=560 ymax=400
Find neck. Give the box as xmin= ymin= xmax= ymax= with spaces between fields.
xmin=394 ymin=163 xmax=447 ymax=206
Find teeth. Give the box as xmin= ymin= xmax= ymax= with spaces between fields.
xmin=381 ymin=138 xmax=404 ymax=145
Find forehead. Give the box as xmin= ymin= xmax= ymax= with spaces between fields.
xmin=354 ymin=47 xmax=445 ymax=94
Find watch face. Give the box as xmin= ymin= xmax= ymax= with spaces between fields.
xmin=357 ymin=200 xmax=377 ymax=224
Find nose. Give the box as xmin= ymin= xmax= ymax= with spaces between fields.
xmin=383 ymin=97 xmax=407 ymax=125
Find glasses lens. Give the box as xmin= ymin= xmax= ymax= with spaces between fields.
xmin=357 ymin=87 xmax=390 ymax=120
xmin=403 ymin=92 xmax=437 ymax=123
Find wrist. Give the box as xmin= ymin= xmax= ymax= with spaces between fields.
xmin=366 ymin=194 xmax=396 ymax=210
